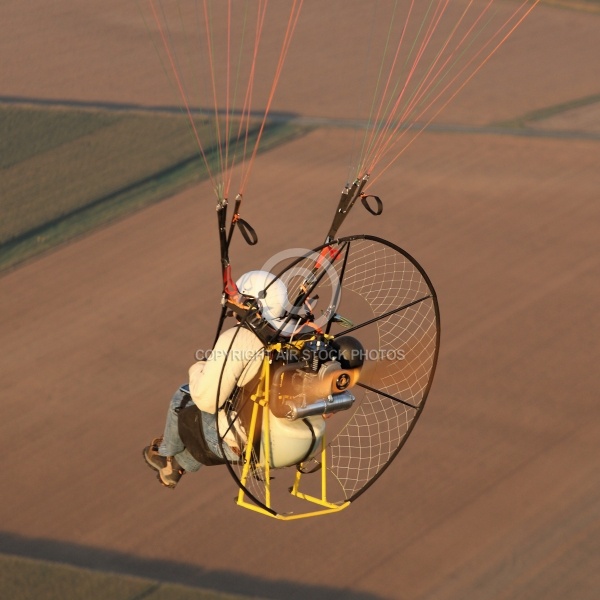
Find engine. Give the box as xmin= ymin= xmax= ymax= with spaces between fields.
xmin=270 ymin=336 xmax=364 ymax=421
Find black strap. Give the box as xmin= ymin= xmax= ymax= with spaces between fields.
xmin=361 ymin=194 xmax=383 ymax=216
xmin=236 ymin=218 xmax=258 ymax=245
xmin=175 ymin=392 xmax=192 ymax=413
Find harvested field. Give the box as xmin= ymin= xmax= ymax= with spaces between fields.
xmin=0 ymin=104 xmax=306 ymax=271
xmin=0 ymin=2 xmax=599 ymax=600
xmin=0 ymin=553 xmax=265 ymax=600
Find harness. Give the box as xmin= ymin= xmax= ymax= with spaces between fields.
xmin=176 ymin=384 xmax=229 ymax=467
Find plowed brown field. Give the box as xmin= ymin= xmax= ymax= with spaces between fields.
xmin=1 ymin=2 xmax=599 ymax=599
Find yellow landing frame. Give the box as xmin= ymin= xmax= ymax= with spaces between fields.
xmin=234 ymin=350 xmax=350 ymax=520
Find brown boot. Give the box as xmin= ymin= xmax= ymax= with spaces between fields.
xmin=157 ymin=456 xmax=185 ymax=489
xmin=142 ymin=438 xmax=185 ymax=489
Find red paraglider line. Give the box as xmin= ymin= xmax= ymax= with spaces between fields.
xmin=147 ymin=0 xmax=217 ymax=191
xmin=240 ymin=0 xmax=304 ymax=194
xmin=364 ymin=0 xmax=452 ymax=172
xmin=361 ymin=0 xmax=446 ymax=172
xmin=223 ymin=0 xmax=232 ymax=198
xmin=223 ymin=2 xmax=266 ymax=198
xmin=397 ymin=0 xmax=492 ymax=122
xmin=369 ymin=0 xmax=541 ymax=186
xmin=366 ymin=0 xmax=492 ymax=171
xmin=202 ymin=0 xmax=226 ymax=193
xmin=362 ymin=0 xmax=415 ymax=167
xmin=223 ymin=2 xmax=267 ymax=208
xmin=237 ymin=0 xmax=269 ymax=194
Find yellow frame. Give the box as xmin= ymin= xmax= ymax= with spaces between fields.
xmin=234 ymin=346 xmax=350 ymax=520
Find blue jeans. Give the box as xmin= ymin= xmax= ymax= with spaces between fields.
xmin=158 ymin=389 xmax=238 ymax=472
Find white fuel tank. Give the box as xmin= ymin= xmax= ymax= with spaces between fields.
xmin=259 ymin=411 xmax=326 ymax=469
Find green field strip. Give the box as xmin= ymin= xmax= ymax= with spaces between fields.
xmin=1 ymin=106 xmax=214 ymax=244
xmin=0 ymin=553 xmax=265 ymax=600
xmin=542 ymin=0 xmax=600 ymax=13
xmin=0 ymin=105 xmax=309 ymax=274
xmin=0 ymin=106 xmax=120 ymax=170
xmin=489 ymin=93 xmax=600 ymax=130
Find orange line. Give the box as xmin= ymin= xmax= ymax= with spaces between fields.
xmin=221 ymin=0 xmax=266 ymax=195
xmin=368 ymin=0 xmax=491 ymax=170
xmin=236 ymin=0 xmax=268 ymax=192
xmin=202 ymin=0 xmax=225 ymax=195
xmin=364 ymin=0 xmax=451 ymax=172
xmin=369 ymin=0 xmax=540 ymax=185
xmin=224 ymin=0 xmax=232 ymax=198
xmin=240 ymin=0 xmax=304 ymax=193
xmin=147 ymin=0 xmax=216 ymax=189
xmin=362 ymin=0 xmax=416 ymax=168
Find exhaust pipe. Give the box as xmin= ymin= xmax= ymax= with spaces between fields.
xmin=284 ymin=390 xmax=355 ymax=420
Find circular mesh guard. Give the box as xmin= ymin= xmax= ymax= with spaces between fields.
xmin=219 ymin=235 xmax=440 ymax=511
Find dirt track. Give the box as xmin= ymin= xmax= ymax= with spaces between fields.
xmin=1 ymin=2 xmax=599 ymax=599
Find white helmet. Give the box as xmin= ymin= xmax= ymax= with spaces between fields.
xmin=236 ymin=270 xmax=288 ymax=325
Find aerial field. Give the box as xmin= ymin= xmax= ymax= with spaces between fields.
xmin=0 ymin=553 xmax=262 ymax=600
xmin=0 ymin=105 xmax=306 ymax=272
xmin=1 ymin=2 xmax=599 ymax=600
